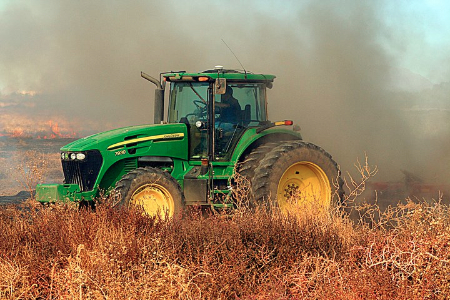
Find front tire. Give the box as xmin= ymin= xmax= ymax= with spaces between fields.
xmin=252 ymin=141 xmax=343 ymax=213
xmin=114 ymin=167 xmax=184 ymax=219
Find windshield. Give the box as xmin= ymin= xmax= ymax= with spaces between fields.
xmin=168 ymin=82 xmax=267 ymax=125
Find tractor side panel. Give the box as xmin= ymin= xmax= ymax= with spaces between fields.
xmin=83 ymin=125 xmax=190 ymax=196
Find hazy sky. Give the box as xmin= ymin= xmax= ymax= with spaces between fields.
xmin=0 ymin=0 xmax=449 ymax=181
xmin=0 ymin=0 xmax=450 ymax=85
xmin=0 ymin=0 xmax=449 ymax=93
xmin=381 ymin=0 xmax=450 ymax=83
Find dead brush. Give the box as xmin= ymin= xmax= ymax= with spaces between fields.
xmin=5 ymin=150 xmax=55 ymax=199
xmin=0 ymin=258 xmax=29 ymax=299
xmin=356 ymin=199 xmax=450 ymax=298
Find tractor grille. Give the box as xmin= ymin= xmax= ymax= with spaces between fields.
xmin=62 ymin=150 xmax=103 ymax=192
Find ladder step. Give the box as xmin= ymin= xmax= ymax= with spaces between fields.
xmin=212 ymin=203 xmax=234 ymax=209
xmin=214 ymin=189 xmax=230 ymax=194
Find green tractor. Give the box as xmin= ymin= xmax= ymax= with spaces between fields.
xmin=36 ymin=67 xmax=343 ymax=216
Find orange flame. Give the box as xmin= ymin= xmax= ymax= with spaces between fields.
xmin=11 ymin=128 xmax=26 ymax=138
xmin=37 ymin=120 xmax=78 ymax=139
xmin=0 ymin=128 xmax=30 ymax=138
xmin=1 ymin=120 xmax=78 ymax=139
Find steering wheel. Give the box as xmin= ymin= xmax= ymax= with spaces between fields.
xmin=193 ymin=100 xmax=208 ymax=117
xmin=183 ymin=100 xmax=207 ymax=121
xmin=193 ymin=100 xmax=207 ymax=109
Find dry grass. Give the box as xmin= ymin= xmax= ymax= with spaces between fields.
xmin=0 ymin=151 xmax=62 ymax=196
xmin=1 ymin=155 xmax=450 ymax=299
xmin=1 ymin=198 xmax=450 ymax=299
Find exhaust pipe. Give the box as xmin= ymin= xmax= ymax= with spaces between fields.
xmin=141 ymin=72 xmax=164 ymax=124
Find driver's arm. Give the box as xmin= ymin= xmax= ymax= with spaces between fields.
xmin=215 ymin=102 xmax=230 ymax=108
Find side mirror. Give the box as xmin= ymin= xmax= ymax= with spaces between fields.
xmin=214 ymin=78 xmax=227 ymax=94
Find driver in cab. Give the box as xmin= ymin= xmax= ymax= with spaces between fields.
xmin=216 ymin=86 xmax=241 ymax=125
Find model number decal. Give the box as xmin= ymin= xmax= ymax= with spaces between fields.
xmin=115 ymin=150 xmax=126 ymax=156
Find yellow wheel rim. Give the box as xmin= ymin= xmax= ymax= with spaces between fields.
xmin=130 ymin=184 xmax=174 ymax=219
xmin=277 ymin=162 xmax=331 ymax=213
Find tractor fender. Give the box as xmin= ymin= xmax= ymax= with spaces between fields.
xmin=232 ymin=128 xmax=302 ymax=163
xmin=97 ymin=157 xmax=138 ymax=194
xmin=98 ymin=156 xmax=182 ymax=195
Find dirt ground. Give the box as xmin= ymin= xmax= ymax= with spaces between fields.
xmin=0 ymin=138 xmax=68 ymax=197
xmin=0 ymin=152 xmax=63 ymax=196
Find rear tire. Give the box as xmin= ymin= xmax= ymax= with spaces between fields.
xmin=252 ymin=141 xmax=343 ymax=213
xmin=238 ymin=142 xmax=279 ymax=180
xmin=114 ymin=167 xmax=184 ymax=219
xmin=236 ymin=142 xmax=282 ymax=207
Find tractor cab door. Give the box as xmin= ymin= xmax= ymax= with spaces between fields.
xmin=168 ymin=82 xmax=213 ymax=204
xmin=168 ymin=82 xmax=210 ymax=159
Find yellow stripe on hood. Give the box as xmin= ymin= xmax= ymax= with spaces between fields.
xmin=107 ymin=133 xmax=184 ymax=150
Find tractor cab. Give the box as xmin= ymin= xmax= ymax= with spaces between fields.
xmin=164 ymin=68 xmax=273 ymax=161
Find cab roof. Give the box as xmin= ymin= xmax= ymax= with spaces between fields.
xmin=163 ymin=68 xmax=276 ymax=83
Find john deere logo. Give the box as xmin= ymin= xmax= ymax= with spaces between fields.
xmin=163 ymin=133 xmax=182 ymax=139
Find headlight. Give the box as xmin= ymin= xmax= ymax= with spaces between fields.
xmin=76 ymin=153 xmax=86 ymax=160
xmin=196 ymin=120 xmax=204 ymax=128
xmin=62 ymin=152 xmax=86 ymax=160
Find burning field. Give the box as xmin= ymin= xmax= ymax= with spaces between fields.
xmin=0 ymin=0 xmax=449 ymax=297
xmin=0 ymin=112 xmax=80 ymax=200
xmin=0 ymin=112 xmax=78 ymax=139
xmin=0 ymin=119 xmax=76 ymax=140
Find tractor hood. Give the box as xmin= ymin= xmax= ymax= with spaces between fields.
xmin=61 ymin=123 xmax=188 ymax=160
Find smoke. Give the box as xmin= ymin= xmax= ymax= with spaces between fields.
xmin=0 ymin=0 xmax=448 ymax=181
